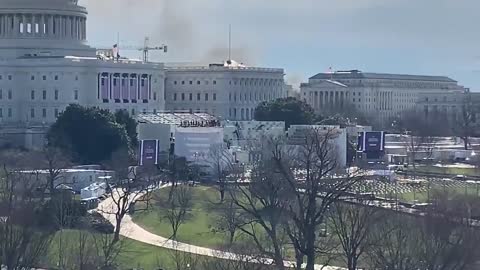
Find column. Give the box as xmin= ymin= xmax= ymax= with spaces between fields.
xmin=83 ymin=18 xmax=86 ymax=40
xmin=66 ymin=16 xmax=71 ymax=38
xmin=48 ymin=15 xmax=54 ymax=37
xmin=13 ymin=15 xmax=19 ymax=37
xmin=73 ymin=17 xmax=77 ymax=39
xmin=0 ymin=15 xmax=3 ymax=37
xmin=21 ymin=14 xmax=27 ymax=36
xmin=40 ymin=14 xmax=45 ymax=36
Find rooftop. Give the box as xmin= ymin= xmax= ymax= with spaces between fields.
xmin=166 ymin=60 xmax=283 ymax=73
xmin=310 ymin=70 xmax=456 ymax=83
xmin=138 ymin=112 xmax=219 ymax=126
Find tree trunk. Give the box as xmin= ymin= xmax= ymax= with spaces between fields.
xmin=113 ymin=218 xmax=122 ymax=243
xmin=464 ymin=137 xmax=469 ymax=150
xmin=305 ymin=229 xmax=316 ymax=270
xmin=347 ymin=256 xmax=356 ymax=270
xmin=220 ymin=188 xmax=225 ymax=202
xmin=228 ymin=230 xmax=235 ymax=245
xmin=294 ymin=249 xmax=304 ymax=270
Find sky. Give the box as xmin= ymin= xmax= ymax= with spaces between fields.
xmin=81 ymin=0 xmax=480 ymax=90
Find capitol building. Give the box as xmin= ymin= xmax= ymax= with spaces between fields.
xmin=0 ymin=0 xmax=286 ymax=148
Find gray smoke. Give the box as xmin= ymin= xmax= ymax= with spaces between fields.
xmin=285 ymin=73 xmax=305 ymax=89
xmin=80 ymin=0 xmax=257 ymax=64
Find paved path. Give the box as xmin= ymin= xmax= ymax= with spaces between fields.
xmin=96 ymin=185 xmax=344 ymax=270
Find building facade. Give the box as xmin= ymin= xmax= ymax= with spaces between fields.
xmin=300 ymin=70 xmax=465 ymax=126
xmin=165 ymin=61 xmax=286 ymax=120
xmin=0 ymin=0 xmax=166 ymax=148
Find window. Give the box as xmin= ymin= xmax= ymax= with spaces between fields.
xmin=42 ymin=108 xmax=47 ymax=118
xmin=7 ymin=108 xmax=12 ymax=118
xmin=174 ymin=81 xmax=177 ymax=85
xmin=0 ymin=89 xmax=2 ymax=100
xmin=41 ymin=90 xmax=46 ymax=100
xmin=43 ymin=75 xmax=46 ymax=81
xmin=153 ymin=92 xmax=157 ymax=100
xmin=8 ymin=90 xmax=12 ymax=100
xmin=30 ymin=108 xmax=35 ymax=118
xmin=0 ymin=75 xmax=2 ymax=80
xmin=213 ymin=80 xmax=217 ymax=85
xmin=54 ymin=89 xmax=59 ymax=100
xmin=197 ymin=81 xmax=200 ymax=85
xmin=229 ymin=93 xmax=231 ymax=101
xmin=197 ymin=93 xmax=200 ymax=100
xmin=75 ymin=76 xmax=79 ymax=81
xmin=205 ymin=93 xmax=209 ymax=101
xmin=153 ymin=109 xmax=157 ymax=114
xmin=54 ymin=75 xmax=59 ymax=80
xmin=213 ymin=93 xmax=217 ymax=101
xmin=31 ymin=90 xmax=35 ymax=100
xmin=31 ymin=75 xmax=35 ymax=80
xmin=74 ymin=90 xmax=78 ymax=100
xmin=173 ymin=93 xmax=177 ymax=101
xmin=8 ymin=75 xmax=12 ymax=80
xmin=0 ymin=108 xmax=2 ymax=118
xmin=189 ymin=93 xmax=193 ymax=101
xmin=181 ymin=93 xmax=185 ymax=101
xmin=54 ymin=108 xmax=59 ymax=118
xmin=181 ymin=81 xmax=185 ymax=85
xmin=189 ymin=81 xmax=193 ymax=85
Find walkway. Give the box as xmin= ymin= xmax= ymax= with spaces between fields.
xmin=96 ymin=185 xmax=344 ymax=270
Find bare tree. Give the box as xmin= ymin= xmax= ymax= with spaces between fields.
xmin=228 ymin=138 xmax=291 ymax=270
xmin=100 ymin=149 xmax=155 ymax=243
xmin=457 ymin=92 xmax=478 ymax=150
xmin=369 ymin=194 xmax=480 ymax=270
xmin=92 ymin=232 xmax=127 ymax=270
xmin=43 ymin=145 xmax=71 ymax=194
xmin=328 ymin=201 xmax=379 ymax=270
xmin=211 ymin=197 xmax=242 ymax=246
xmin=0 ymin=167 xmax=52 ymax=270
xmin=272 ymin=128 xmax=361 ymax=270
xmin=158 ymin=184 xmax=192 ymax=240
xmin=367 ymin=213 xmax=422 ymax=270
xmin=207 ymin=143 xmax=236 ymax=202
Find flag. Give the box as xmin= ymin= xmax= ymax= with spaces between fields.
xmin=112 ymin=44 xmax=120 ymax=59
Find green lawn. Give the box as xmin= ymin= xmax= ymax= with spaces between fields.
xmin=131 ymin=186 xmax=348 ymax=268
xmin=405 ymin=165 xmax=480 ymax=177
xmin=46 ymin=229 xmax=214 ymax=270
xmin=390 ymin=184 xmax=480 ymax=203
xmin=132 ymin=186 xmax=233 ymax=249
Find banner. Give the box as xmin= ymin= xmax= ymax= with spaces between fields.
xmin=139 ymin=140 xmax=159 ymax=166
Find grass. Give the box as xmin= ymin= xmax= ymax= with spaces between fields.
xmin=132 ymin=186 xmax=232 ymax=249
xmin=46 ymin=229 xmax=212 ymax=270
xmin=405 ymin=165 xmax=480 ymax=177
xmin=385 ymin=184 xmax=480 ymax=203
xmin=132 ymin=185 xmax=348 ymax=268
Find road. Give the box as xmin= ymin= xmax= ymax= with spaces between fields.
xmin=96 ymin=184 xmax=345 ymax=270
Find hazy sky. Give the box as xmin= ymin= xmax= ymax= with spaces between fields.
xmin=81 ymin=0 xmax=480 ymax=89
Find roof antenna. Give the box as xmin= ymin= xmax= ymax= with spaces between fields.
xmin=228 ymin=24 xmax=232 ymax=62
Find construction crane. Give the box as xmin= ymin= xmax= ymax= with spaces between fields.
xmin=97 ymin=37 xmax=167 ymax=62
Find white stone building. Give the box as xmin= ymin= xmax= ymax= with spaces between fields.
xmin=165 ymin=60 xmax=286 ymax=121
xmin=300 ymin=70 xmax=465 ymax=126
xmin=287 ymin=125 xmax=347 ymax=169
xmin=0 ymin=0 xmax=165 ymax=148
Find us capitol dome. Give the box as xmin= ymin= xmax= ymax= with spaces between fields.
xmin=0 ymin=0 xmax=94 ymax=57
xmin=0 ymin=0 xmax=165 ymax=148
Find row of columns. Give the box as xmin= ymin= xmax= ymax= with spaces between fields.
xmin=309 ymin=90 xmax=347 ymax=110
xmin=0 ymin=13 xmax=86 ymax=40
xmin=378 ymin=91 xmax=392 ymax=111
